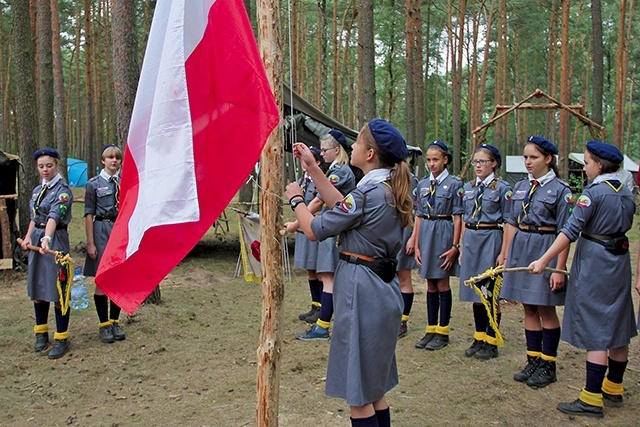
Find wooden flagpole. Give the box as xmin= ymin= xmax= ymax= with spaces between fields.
xmin=256 ymin=0 xmax=284 ymax=425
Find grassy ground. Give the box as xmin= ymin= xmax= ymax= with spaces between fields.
xmin=1 ymin=193 xmax=639 ymax=426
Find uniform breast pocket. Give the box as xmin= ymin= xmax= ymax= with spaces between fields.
xmin=97 ymin=188 xmax=113 ymax=198
xmin=462 ymin=193 xmax=476 ymax=213
xmin=483 ymin=191 xmax=501 ymax=215
xmin=511 ymin=192 xmax=525 ymax=216
xmin=532 ymin=189 xmax=559 ymax=217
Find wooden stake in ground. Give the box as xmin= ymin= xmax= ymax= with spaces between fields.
xmin=256 ymin=0 xmax=284 ymax=425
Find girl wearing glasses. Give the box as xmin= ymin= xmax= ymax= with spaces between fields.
xmin=413 ymin=141 xmax=463 ymax=351
xmin=287 ymin=130 xmax=356 ymax=340
xmin=21 ymin=148 xmax=74 ymax=359
xmin=501 ymin=136 xmax=573 ymax=389
xmin=83 ymin=144 xmax=125 ymax=344
xmin=459 ymin=144 xmax=511 ymax=360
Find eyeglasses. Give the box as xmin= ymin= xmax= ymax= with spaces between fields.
xmin=320 ymin=148 xmax=335 ymax=153
xmin=470 ymin=159 xmax=493 ymax=166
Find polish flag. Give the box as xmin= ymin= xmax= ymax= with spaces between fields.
xmin=95 ymin=0 xmax=279 ymax=314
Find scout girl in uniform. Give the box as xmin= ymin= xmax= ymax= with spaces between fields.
xmin=292 ymin=147 xmax=323 ymax=323
xmin=459 ymin=144 xmax=511 ymax=360
xmin=290 ymin=130 xmax=356 ymax=340
xmin=286 ymin=118 xmax=412 ymax=427
xmin=501 ymin=136 xmax=572 ymax=388
xmin=530 ymin=141 xmax=637 ymax=418
xmin=20 ymin=148 xmax=74 ymax=359
xmin=414 ymin=141 xmax=463 ymax=351
xmin=84 ymin=144 xmax=125 ymax=343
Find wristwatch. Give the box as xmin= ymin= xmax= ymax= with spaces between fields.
xmin=290 ymin=198 xmax=306 ymax=211
xmin=452 ymin=243 xmax=460 ymax=250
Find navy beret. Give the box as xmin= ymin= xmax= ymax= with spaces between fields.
xmin=309 ymin=146 xmax=323 ymax=162
xmin=527 ymin=135 xmax=558 ymax=155
xmin=328 ymin=129 xmax=350 ymax=151
xmin=368 ymin=118 xmax=408 ymax=163
xmin=428 ymin=140 xmax=453 ymax=164
xmin=101 ymin=144 xmax=120 ymax=155
xmin=33 ymin=148 xmax=60 ymax=161
xmin=476 ymin=143 xmax=502 ymax=168
xmin=586 ymin=140 xmax=623 ymax=164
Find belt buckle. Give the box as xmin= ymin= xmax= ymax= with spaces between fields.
xmin=348 ymin=255 xmax=359 ymax=264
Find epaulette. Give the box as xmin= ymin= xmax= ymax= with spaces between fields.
xmin=358 ymin=181 xmax=380 ymax=194
xmin=449 ymin=175 xmax=462 ymax=182
xmin=556 ymin=179 xmax=571 ymax=188
xmin=87 ymin=175 xmax=100 ymax=184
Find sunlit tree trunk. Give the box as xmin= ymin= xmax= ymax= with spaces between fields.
xmin=359 ymin=0 xmax=376 ymax=121
xmin=559 ymin=0 xmax=570 ymax=178
xmin=37 ymin=0 xmax=54 ymax=150
xmin=591 ymin=0 xmax=603 ymax=125
xmin=51 ymin=0 xmax=67 ymax=177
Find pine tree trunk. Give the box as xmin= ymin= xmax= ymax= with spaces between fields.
xmin=37 ymin=0 xmax=54 ymax=150
xmin=591 ymin=0 xmax=604 ymax=125
xmin=83 ymin=0 xmax=96 ymax=175
xmin=12 ymin=0 xmax=39 ymax=237
xmin=359 ymin=0 xmax=376 ymax=120
xmin=51 ymin=0 xmax=68 ymax=178
xmin=614 ymin=0 xmax=630 ymax=148
xmin=559 ymin=0 xmax=570 ymax=178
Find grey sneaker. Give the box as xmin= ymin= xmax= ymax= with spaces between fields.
xmin=111 ymin=322 xmax=126 ymax=341
xmin=99 ymin=325 xmax=115 ymax=343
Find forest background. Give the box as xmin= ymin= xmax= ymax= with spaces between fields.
xmin=0 ymin=0 xmax=638 ymax=236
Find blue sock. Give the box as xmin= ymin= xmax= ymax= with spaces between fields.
xmin=525 ymin=329 xmax=542 ymax=353
xmin=375 ymin=407 xmax=390 ymax=427
xmin=54 ymin=306 xmax=70 ymax=334
xmin=401 ymin=292 xmax=414 ymax=317
xmin=473 ymin=303 xmax=487 ymax=333
xmin=439 ymin=290 xmax=452 ymax=327
xmin=34 ymin=301 xmax=50 ymax=326
xmin=309 ymin=279 xmax=323 ymax=303
xmin=426 ymin=291 xmax=439 ymax=326
xmin=542 ymin=327 xmax=561 ymax=358
xmin=607 ymin=357 xmax=628 ymax=384
xmin=351 ymin=414 xmax=378 ymax=427
xmin=319 ymin=292 xmax=333 ymax=323
xmin=585 ymin=361 xmax=607 ymax=394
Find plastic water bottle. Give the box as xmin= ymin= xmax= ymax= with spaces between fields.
xmin=70 ymin=267 xmax=89 ymax=310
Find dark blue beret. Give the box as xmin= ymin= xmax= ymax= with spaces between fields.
xmin=428 ymin=140 xmax=453 ymax=164
xmin=368 ymin=118 xmax=408 ymax=163
xmin=586 ymin=140 xmax=623 ymax=164
xmin=476 ymin=143 xmax=502 ymax=168
xmin=527 ymin=135 xmax=558 ymax=155
xmin=328 ymin=129 xmax=349 ymax=151
xmin=101 ymin=144 xmax=120 ymax=156
xmin=309 ymin=146 xmax=323 ymax=162
xmin=33 ymin=148 xmax=60 ymax=161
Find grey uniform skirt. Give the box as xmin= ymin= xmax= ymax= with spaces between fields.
xmin=326 ymin=261 xmax=403 ymax=406
xmin=27 ymin=228 xmax=71 ymax=302
xmin=396 ymin=227 xmax=418 ymax=271
xmin=293 ymin=233 xmax=318 ymax=271
xmin=83 ymin=220 xmax=114 ymax=277
xmin=459 ymin=228 xmax=503 ymax=302
xmin=418 ymin=219 xmax=459 ymax=279
xmin=501 ymin=230 xmax=566 ymax=306
xmin=562 ymin=238 xmax=637 ymax=350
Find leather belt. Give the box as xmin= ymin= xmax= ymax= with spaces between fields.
xmin=95 ymin=216 xmax=117 ymax=222
xmin=518 ymin=224 xmax=556 ymax=234
xmin=422 ymin=214 xmax=452 ymax=221
xmin=581 ymin=231 xmax=625 ymax=244
xmin=340 ymin=250 xmax=375 ymax=265
xmin=35 ymin=223 xmax=67 ymax=230
xmin=465 ymin=222 xmax=502 ymax=230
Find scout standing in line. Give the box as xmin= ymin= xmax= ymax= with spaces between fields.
xmin=293 ymin=147 xmax=323 ymax=323
xmin=83 ymin=144 xmax=126 ymax=343
xmin=530 ymin=141 xmax=637 ymax=418
xmin=459 ymin=144 xmax=511 ymax=360
xmin=21 ymin=148 xmax=74 ymax=359
xmin=414 ymin=141 xmax=463 ymax=351
xmin=501 ymin=136 xmax=572 ymax=389
xmin=286 ymin=118 xmax=412 ymax=427
xmin=288 ymin=130 xmax=356 ymax=340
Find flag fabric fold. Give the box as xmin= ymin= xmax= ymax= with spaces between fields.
xmin=96 ymin=0 xmax=279 ymax=314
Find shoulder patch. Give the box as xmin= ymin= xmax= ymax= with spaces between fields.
xmin=576 ymin=195 xmax=591 ymax=208
xmin=504 ymin=190 xmax=513 ymax=201
xmin=457 ymin=188 xmax=464 ymax=197
xmin=339 ymin=194 xmax=357 ymax=213
xmin=328 ymin=174 xmax=340 ymax=185
xmin=59 ymin=193 xmax=70 ymax=203
xmin=564 ymin=193 xmax=575 ymax=205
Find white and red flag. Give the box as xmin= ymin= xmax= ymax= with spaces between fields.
xmin=95 ymin=0 xmax=279 ymax=314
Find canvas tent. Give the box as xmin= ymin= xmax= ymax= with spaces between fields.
xmin=67 ymin=158 xmax=88 ymax=187
xmin=0 ymin=151 xmax=20 ymax=270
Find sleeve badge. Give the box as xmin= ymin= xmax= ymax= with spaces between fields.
xmin=504 ymin=191 xmax=513 ymax=201
xmin=339 ymin=194 xmax=357 ymax=213
xmin=576 ymin=195 xmax=591 ymax=208
xmin=59 ymin=193 xmax=70 ymax=203
xmin=329 ymin=174 xmax=340 ymax=185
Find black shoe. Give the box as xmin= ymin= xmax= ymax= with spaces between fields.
xmin=111 ymin=322 xmax=126 ymax=341
xmin=514 ymin=355 xmax=540 ymax=382
xmin=415 ymin=333 xmax=435 ymax=349
xmin=48 ymin=339 xmax=69 ymax=359
xmin=602 ymin=391 xmax=623 ymax=406
xmin=464 ymin=339 xmax=484 ymax=357
xmin=474 ymin=343 xmax=499 ymax=360
xmin=298 ymin=305 xmax=320 ymax=321
xmin=398 ymin=321 xmax=408 ymax=338
xmin=556 ymin=399 xmax=604 ymax=418
xmin=425 ymin=334 xmax=449 ymax=351
xmin=527 ymin=360 xmax=557 ymax=389
xmin=34 ymin=333 xmax=49 ymax=352
xmin=99 ymin=325 xmax=115 ymax=343
xmin=303 ymin=306 xmax=322 ymax=323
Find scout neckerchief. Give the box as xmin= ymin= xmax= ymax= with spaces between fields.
xmin=357 ymin=168 xmax=390 ymax=188
xmin=112 ymin=176 xmax=120 ymax=210
xmin=472 ymin=173 xmax=495 ymax=225
xmin=33 ymin=174 xmax=62 ymax=216
xmin=593 ymin=172 xmax=623 ymax=192
xmin=518 ymin=169 xmax=555 ymax=223
xmin=426 ymin=169 xmax=449 ymax=214
xmin=101 ymin=169 xmax=121 ymax=211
